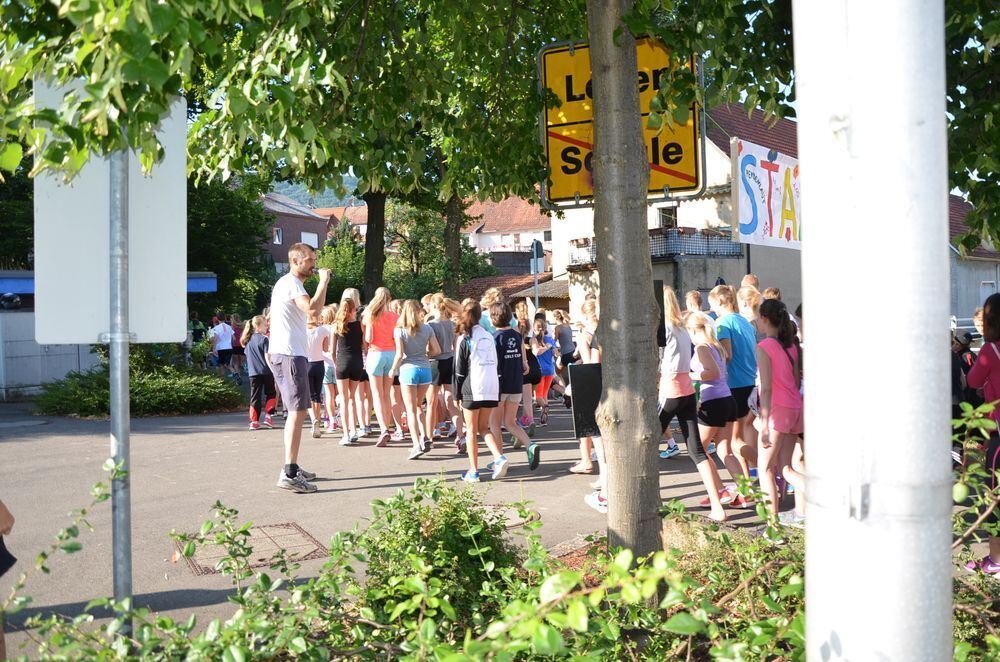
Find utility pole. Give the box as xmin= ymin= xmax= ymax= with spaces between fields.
xmin=793 ymin=1 xmax=951 ymax=658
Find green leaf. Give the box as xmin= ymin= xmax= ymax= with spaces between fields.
xmin=664 ymin=612 xmax=704 ymax=635
xmin=567 ymin=600 xmax=588 ymax=632
xmin=539 ymin=572 xmax=579 ymax=603
xmin=222 ymin=645 xmax=247 ymax=662
xmin=0 ymin=143 xmax=23 ymax=172
xmin=60 ymin=541 xmax=83 ymax=553
xmin=532 ymin=623 xmax=564 ymax=655
xmin=183 ymin=542 xmax=196 ymax=557
xmin=289 ymin=636 xmax=307 ymax=653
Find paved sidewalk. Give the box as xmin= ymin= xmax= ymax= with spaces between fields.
xmin=0 ymin=399 xmax=755 ymax=653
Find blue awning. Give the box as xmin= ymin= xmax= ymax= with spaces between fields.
xmin=0 ymin=271 xmax=217 ymax=295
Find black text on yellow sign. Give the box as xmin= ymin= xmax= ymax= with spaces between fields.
xmin=540 ymin=38 xmax=701 ymax=203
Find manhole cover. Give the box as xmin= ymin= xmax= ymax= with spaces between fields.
xmin=174 ymin=523 xmax=327 ymax=576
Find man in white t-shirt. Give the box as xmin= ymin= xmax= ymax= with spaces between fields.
xmin=210 ymin=316 xmax=241 ymax=384
xmin=270 ymin=242 xmax=331 ymax=493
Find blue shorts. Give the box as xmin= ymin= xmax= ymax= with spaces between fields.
xmin=366 ymin=350 xmax=395 ymax=377
xmin=399 ymin=364 xmax=432 ymax=386
xmin=323 ymin=366 xmax=338 ymax=385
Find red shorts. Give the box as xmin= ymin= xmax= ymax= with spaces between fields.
xmin=769 ymin=405 xmax=803 ymax=435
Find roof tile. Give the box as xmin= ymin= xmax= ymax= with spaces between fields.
xmin=459 ymin=273 xmax=553 ymax=301
xmin=464 ymin=197 xmax=551 ymax=234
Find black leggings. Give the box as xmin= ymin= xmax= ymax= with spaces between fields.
xmin=307 ymin=361 xmax=325 ymax=403
xmin=659 ymin=394 xmax=709 ymax=464
xmin=249 ymin=374 xmax=276 ymax=421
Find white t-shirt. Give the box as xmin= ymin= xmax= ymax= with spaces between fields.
xmin=306 ymin=325 xmax=330 ymax=363
xmin=269 ymin=273 xmax=309 ymax=356
xmin=210 ymin=322 xmax=234 ymax=351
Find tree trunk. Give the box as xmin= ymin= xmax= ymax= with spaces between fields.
xmin=362 ymin=191 xmax=387 ymax=300
xmin=586 ymin=0 xmax=661 ymax=558
xmin=443 ymin=194 xmax=464 ymax=297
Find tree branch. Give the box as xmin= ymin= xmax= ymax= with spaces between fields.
xmin=952 ymin=492 xmax=1000 ymax=551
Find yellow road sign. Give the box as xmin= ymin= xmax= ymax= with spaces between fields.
xmin=540 ymin=38 xmax=702 ymax=204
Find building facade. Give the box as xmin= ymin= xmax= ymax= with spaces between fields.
xmin=263 ymin=193 xmax=330 ymax=273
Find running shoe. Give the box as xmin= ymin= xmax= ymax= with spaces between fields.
xmin=460 ymin=470 xmax=480 ymax=483
xmin=311 ymin=421 xmax=322 ymax=438
xmin=699 ymin=487 xmax=736 ymax=506
xmin=965 ymin=556 xmax=1000 ymax=576
xmin=778 ymin=510 xmax=805 ymax=529
xmin=528 ymin=421 xmax=537 ymax=438
xmin=441 ymin=422 xmax=456 ymax=438
xmin=527 ymin=443 xmax=541 ymax=470
xmin=375 ymin=432 xmax=390 ymax=448
xmin=563 ymin=395 xmax=572 ymax=409
xmin=492 ymin=455 xmax=510 ymax=480
xmin=297 ymin=467 xmax=317 ymax=480
xmin=539 ymin=411 xmax=548 ymax=427
xmin=339 ymin=432 xmax=356 ymax=447
xmin=391 ymin=429 xmax=406 ymax=442
xmin=262 ymin=415 xmax=274 ymax=429
xmin=249 ymin=421 xmax=260 ymax=431
xmin=277 ymin=472 xmax=316 ymax=493
xmin=749 ymin=467 xmax=759 ymax=480
xmin=455 ymin=435 xmax=467 ymax=455
xmin=407 ymin=446 xmax=424 ymax=460
xmin=325 ymin=424 xmax=336 ymax=434
xmin=362 ymin=425 xmax=373 ymax=436
xmin=584 ymin=491 xmax=608 ymax=514
xmin=512 ymin=437 xmax=524 ymax=450
xmin=706 ymin=442 xmax=716 ymax=454
xmin=660 ymin=445 xmax=681 ymax=459
xmin=421 ymin=438 xmax=433 ymax=453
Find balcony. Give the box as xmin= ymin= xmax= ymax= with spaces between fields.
xmin=568 ymin=227 xmax=743 ymax=270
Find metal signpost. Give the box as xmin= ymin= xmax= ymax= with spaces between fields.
xmin=537 ymin=37 xmax=705 ymax=209
xmin=530 ymin=239 xmax=544 ymax=308
xmin=34 ymin=85 xmax=187 ymax=630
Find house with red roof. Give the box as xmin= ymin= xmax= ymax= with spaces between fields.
xmin=463 ymin=197 xmax=553 ymax=275
xmin=315 ymin=205 xmax=369 ymax=239
xmin=262 ymin=193 xmax=331 ymax=273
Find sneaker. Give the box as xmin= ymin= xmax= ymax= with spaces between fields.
xmin=706 ymin=442 xmax=716 ymax=454
xmin=540 ymin=411 xmax=548 ymax=427
xmin=297 ymin=467 xmax=317 ymax=480
xmin=407 ymin=446 xmax=424 ymax=460
xmin=563 ymin=395 xmax=572 ymax=409
xmin=442 ymin=422 xmax=456 ymax=438
xmin=277 ymin=472 xmax=317 ymax=493
xmin=528 ymin=422 xmax=537 ymax=438
xmin=350 ymin=430 xmax=360 ymax=444
xmin=455 ymin=435 xmax=467 ymax=455
xmin=362 ymin=425 xmax=373 ymax=436
xmin=325 ymin=424 xmax=336 ymax=434
xmin=584 ymin=491 xmax=608 ymax=514
xmin=375 ymin=432 xmax=390 ymax=448
xmin=749 ymin=467 xmax=759 ymax=480
xmin=491 ymin=455 xmax=510 ymax=480
xmin=339 ymin=433 xmax=355 ymax=447
xmin=391 ymin=429 xmax=406 ymax=442
xmin=249 ymin=421 xmax=260 ymax=431
xmin=460 ymin=470 xmax=480 ymax=483
xmin=311 ymin=421 xmax=322 ymax=438
xmin=660 ymin=445 xmax=681 ymax=459
xmin=527 ymin=443 xmax=541 ymax=470
xmin=421 ymin=438 xmax=433 ymax=453
xmin=965 ymin=556 xmax=1000 ymax=576
xmin=512 ymin=437 xmax=524 ymax=450
xmin=262 ymin=415 xmax=274 ymax=429
xmin=778 ymin=510 xmax=805 ymax=529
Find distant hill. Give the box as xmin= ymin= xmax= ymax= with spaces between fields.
xmin=271 ymin=175 xmax=361 ymax=208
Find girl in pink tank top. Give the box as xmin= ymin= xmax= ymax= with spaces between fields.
xmin=755 ymin=299 xmax=804 ymax=521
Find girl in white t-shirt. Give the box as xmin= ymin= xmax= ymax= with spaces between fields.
xmin=305 ymin=314 xmax=331 ymax=439
xmin=320 ymin=304 xmax=340 ymax=434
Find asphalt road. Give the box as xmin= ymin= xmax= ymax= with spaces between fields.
xmin=0 ymin=398 xmax=754 ymax=655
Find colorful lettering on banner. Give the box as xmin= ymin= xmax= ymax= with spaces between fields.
xmin=731 ymin=138 xmax=802 ymax=251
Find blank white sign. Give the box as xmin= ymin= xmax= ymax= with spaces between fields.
xmin=33 ymin=83 xmax=187 ymax=344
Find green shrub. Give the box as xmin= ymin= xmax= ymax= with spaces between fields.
xmin=361 ymin=481 xmax=523 ymax=627
xmin=35 ymin=366 xmax=242 ymax=417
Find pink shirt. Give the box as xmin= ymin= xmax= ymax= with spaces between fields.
xmin=967 ymin=342 xmax=1000 ymax=421
xmin=368 ymin=310 xmax=399 ymax=351
xmin=758 ymin=338 xmax=802 ymax=409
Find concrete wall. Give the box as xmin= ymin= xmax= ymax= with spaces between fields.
xmin=0 ymin=311 xmax=101 ymax=400
xmin=951 ymin=252 xmax=1000 ymax=319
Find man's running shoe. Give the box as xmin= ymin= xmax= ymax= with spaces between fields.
xmin=249 ymin=421 xmax=260 ymax=431
xmin=311 ymin=421 xmax=322 ymax=438
xmin=277 ymin=472 xmax=316 ymax=493
xmin=660 ymin=445 xmax=681 ymax=459
xmin=460 ymin=470 xmax=480 ymax=483
xmin=584 ymin=491 xmax=608 ymax=514
xmin=492 ymin=455 xmax=510 ymax=480
xmin=527 ymin=443 xmax=541 ymax=470
xmin=965 ymin=556 xmax=1000 ymax=576
xmin=455 ymin=435 xmax=467 ymax=455
xmin=297 ymin=467 xmax=317 ymax=480
xmin=262 ymin=415 xmax=274 ymax=429
xmin=375 ymin=432 xmax=390 ymax=448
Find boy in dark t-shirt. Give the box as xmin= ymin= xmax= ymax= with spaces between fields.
xmin=489 ymin=303 xmax=540 ymax=471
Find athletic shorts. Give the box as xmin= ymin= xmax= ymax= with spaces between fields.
xmin=270 ymin=354 xmax=311 ymax=412
xmin=216 ymin=349 xmax=233 ymax=367
xmin=232 ymin=344 xmax=245 ymax=356
xmin=769 ymin=404 xmax=803 ymax=435
xmin=731 ymin=385 xmax=755 ymax=419
xmin=307 ymin=361 xmax=325 ymax=403
xmin=460 ymin=399 xmax=499 ymax=411
xmin=323 ymin=365 xmax=338 ymax=385
xmin=366 ymin=349 xmax=395 ymax=377
xmin=499 ymin=392 xmax=522 ymax=403
xmin=436 ymin=357 xmax=455 ymax=386
xmin=399 ymin=364 xmax=432 ymax=386
xmin=698 ymin=395 xmax=737 ymax=428
xmin=560 ymin=352 xmax=577 ymax=367
xmin=335 ymin=363 xmax=366 ymax=382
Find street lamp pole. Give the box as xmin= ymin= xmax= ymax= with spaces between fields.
xmin=793 ymin=1 xmax=951 ymax=658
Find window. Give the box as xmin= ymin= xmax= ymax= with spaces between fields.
xmin=658 ymin=205 xmax=678 ymax=229
xmin=544 ymin=230 xmax=552 ymax=241
xmin=301 ymin=231 xmax=319 ymax=248
xmin=514 ymin=233 xmax=522 ymax=247
xmin=273 ymin=227 xmax=283 ymax=245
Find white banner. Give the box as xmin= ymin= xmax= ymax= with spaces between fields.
xmin=731 ymin=137 xmax=802 ymax=250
